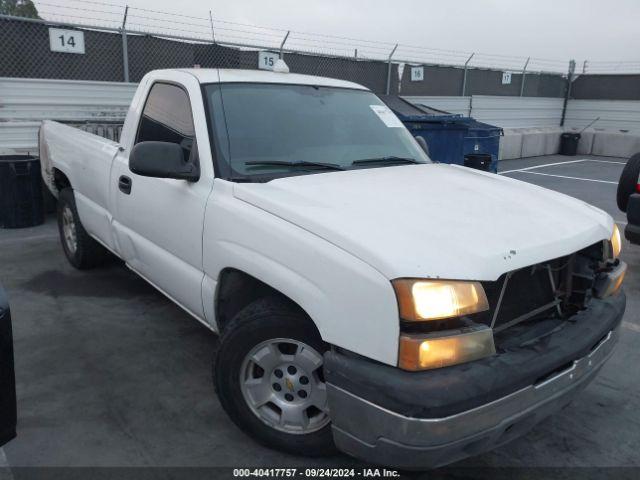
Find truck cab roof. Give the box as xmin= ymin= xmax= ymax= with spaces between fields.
xmin=164 ymin=68 xmax=369 ymax=90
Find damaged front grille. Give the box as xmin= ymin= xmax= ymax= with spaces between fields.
xmin=399 ymin=241 xmax=609 ymax=340
xmin=476 ymin=241 xmax=605 ymax=336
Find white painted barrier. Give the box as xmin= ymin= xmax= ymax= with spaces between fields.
xmin=471 ymin=96 xmax=565 ymax=128
xmin=1 ymin=78 xmax=639 ymax=160
xmin=0 ymin=77 xmax=134 ymax=153
xmin=401 ymin=96 xmax=470 ymax=116
xmin=565 ymin=100 xmax=640 ymax=133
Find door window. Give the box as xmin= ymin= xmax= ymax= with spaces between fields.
xmin=136 ymin=83 xmax=196 ymax=161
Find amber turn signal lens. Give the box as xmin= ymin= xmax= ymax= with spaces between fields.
xmin=611 ymin=224 xmax=622 ymax=258
xmin=392 ymin=279 xmax=489 ymax=321
xmin=398 ymin=326 xmax=496 ymax=371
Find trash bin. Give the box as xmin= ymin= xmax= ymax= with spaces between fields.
xmin=560 ymin=132 xmax=581 ymax=156
xmin=460 ymin=119 xmax=502 ymax=173
xmin=381 ymin=96 xmax=501 ymax=172
xmin=464 ymin=154 xmax=493 ymax=171
xmin=0 ymin=155 xmax=44 ymax=229
xmin=380 ymin=96 xmax=469 ymax=166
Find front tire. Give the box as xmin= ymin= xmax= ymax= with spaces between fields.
xmin=214 ymin=296 xmax=335 ymax=456
xmin=57 ymin=188 xmax=108 ymax=269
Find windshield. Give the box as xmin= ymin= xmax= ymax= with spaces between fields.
xmin=204 ymin=83 xmax=430 ymax=181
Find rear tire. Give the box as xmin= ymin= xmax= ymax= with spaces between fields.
xmin=214 ymin=296 xmax=335 ymax=456
xmin=617 ymin=153 xmax=640 ymax=212
xmin=57 ymin=188 xmax=108 ymax=269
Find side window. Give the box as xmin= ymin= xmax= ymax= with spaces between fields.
xmin=135 ymin=83 xmax=196 ymax=161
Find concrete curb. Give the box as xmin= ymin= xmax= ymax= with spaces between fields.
xmin=499 ymin=127 xmax=640 ymax=160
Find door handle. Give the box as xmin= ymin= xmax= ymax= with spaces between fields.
xmin=118 ymin=175 xmax=132 ymax=194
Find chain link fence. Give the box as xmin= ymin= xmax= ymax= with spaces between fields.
xmin=0 ymin=14 xmax=397 ymax=94
xmin=2 ymin=1 xmax=639 ymax=99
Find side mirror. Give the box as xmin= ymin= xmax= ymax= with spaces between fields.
xmin=414 ymin=135 xmax=430 ymax=157
xmin=130 ymin=141 xmax=199 ymax=182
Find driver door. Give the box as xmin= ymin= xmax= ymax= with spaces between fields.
xmin=110 ymin=78 xmax=214 ymax=321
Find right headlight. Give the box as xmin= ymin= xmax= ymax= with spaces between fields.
xmin=392 ymin=279 xmax=489 ymax=322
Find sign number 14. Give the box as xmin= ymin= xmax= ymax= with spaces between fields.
xmin=49 ymin=28 xmax=85 ymax=54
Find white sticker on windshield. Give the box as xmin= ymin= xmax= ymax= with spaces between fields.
xmin=370 ymin=105 xmax=404 ymax=128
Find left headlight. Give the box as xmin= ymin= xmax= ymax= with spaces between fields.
xmin=610 ymin=224 xmax=622 ymax=259
xmin=392 ymin=279 xmax=489 ymax=322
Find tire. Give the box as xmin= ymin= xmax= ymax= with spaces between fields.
xmin=214 ymin=296 xmax=335 ymax=456
xmin=617 ymin=153 xmax=640 ymax=212
xmin=57 ymin=188 xmax=108 ymax=269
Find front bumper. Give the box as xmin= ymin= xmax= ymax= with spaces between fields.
xmin=324 ymin=293 xmax=625 ymax=469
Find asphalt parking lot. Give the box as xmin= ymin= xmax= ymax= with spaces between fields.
xmin=0 ymin=154 xmax=639 ymax=475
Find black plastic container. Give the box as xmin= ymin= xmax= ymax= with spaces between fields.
xmin=464 ymin=154 xmax=492 ymax=171
xmin=0 ymin=155 xmax=44 ymax=229
xmin=560 ymin=132 xmax=581 ymax=156
xmin=0 ymin=285 xmax=17 ymax=447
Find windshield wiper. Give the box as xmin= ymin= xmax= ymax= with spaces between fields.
xmin=350 ymin=156 xmax=421 ymax=166
xmin=245 ymin=160 xmax=345 ymax=171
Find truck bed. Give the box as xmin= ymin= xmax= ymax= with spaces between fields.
xmin=39 ymin=120 xmax=121 ymax=249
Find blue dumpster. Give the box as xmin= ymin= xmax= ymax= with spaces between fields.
xmin=381 ymin=96 xmax=501 ymax=173
xmin=381 ymin=96 xmax=469 ymax=167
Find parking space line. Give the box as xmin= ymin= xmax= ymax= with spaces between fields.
xmin=500 ymin=159 xmax=588 ymax=175
xmin=506 ymin=170 xmax=618 ymax=184
xmin=585 ymin=159 xmax=627 ymax=165
xmin=499 ymin=158 xmax=626 ymax=176
xmin=623 ymin=322 xmax=640 ymax=334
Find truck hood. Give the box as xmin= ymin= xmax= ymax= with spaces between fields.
xmin=233 ymin=164 xmax=613 ymax=281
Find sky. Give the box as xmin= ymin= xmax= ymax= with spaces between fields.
xmin=39 ymin=0 xmax=640 ymax=72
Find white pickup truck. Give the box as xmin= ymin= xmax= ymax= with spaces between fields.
xmin=40 ymin=67 xmax=627 ymax=469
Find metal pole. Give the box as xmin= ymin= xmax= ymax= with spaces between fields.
xmin=520 ymin=57 xmax=530 ymax=97
xmin=385 ymin=44 xmax=398 ymax=95
xmin=279 ymin=31 xmax=290 ymax=59
xmin=461 ymin=52 xmax=474 ymax=96
xmin=582 ymin=60 xmax=588 ymax=74
xmin=354 ymin=49 xmax=358 ymax=59
xmin=560 ymin=59 xmax=576 ymax=127
xmin=208 ymin=10 xmax=216 ymax=43
xmin=121 ymin=6 xmax=129 ymax=82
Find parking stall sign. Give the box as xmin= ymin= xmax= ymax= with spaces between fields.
xmin=49 ymin=28 xmax=85 ymax=54
xmin=410 ymin=66 xmax=424 ymax=82
xmin=258 ymin=51 xmax=279 ymax=71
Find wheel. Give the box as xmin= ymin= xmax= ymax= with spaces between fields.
xmin=617 ymin=153 xmax=640 ymax=212
xmin=214 ymin=296 xmax=335 ymax=456
xmin=57 ymin=188 xmax=108 ymax=269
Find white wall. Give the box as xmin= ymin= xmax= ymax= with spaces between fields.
xmin=469 ymin=96 xmax=564 ymax=128
xmin=564 ymin=100 xmax=640 ymax=133
xmin=403 ymin=95 xmax=564 ymax=128
xmin=404 ymin=95 xmax=640 ymax=133
xmin=401 ymin=96 xmax=471 ymax=116
xmin=0 ymin=77 xmax=136 ymax=121
xmin=2 ymin=77 xmax=640 ymax=158
xmin=0 ymin=77 xmax=136 ymax=152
